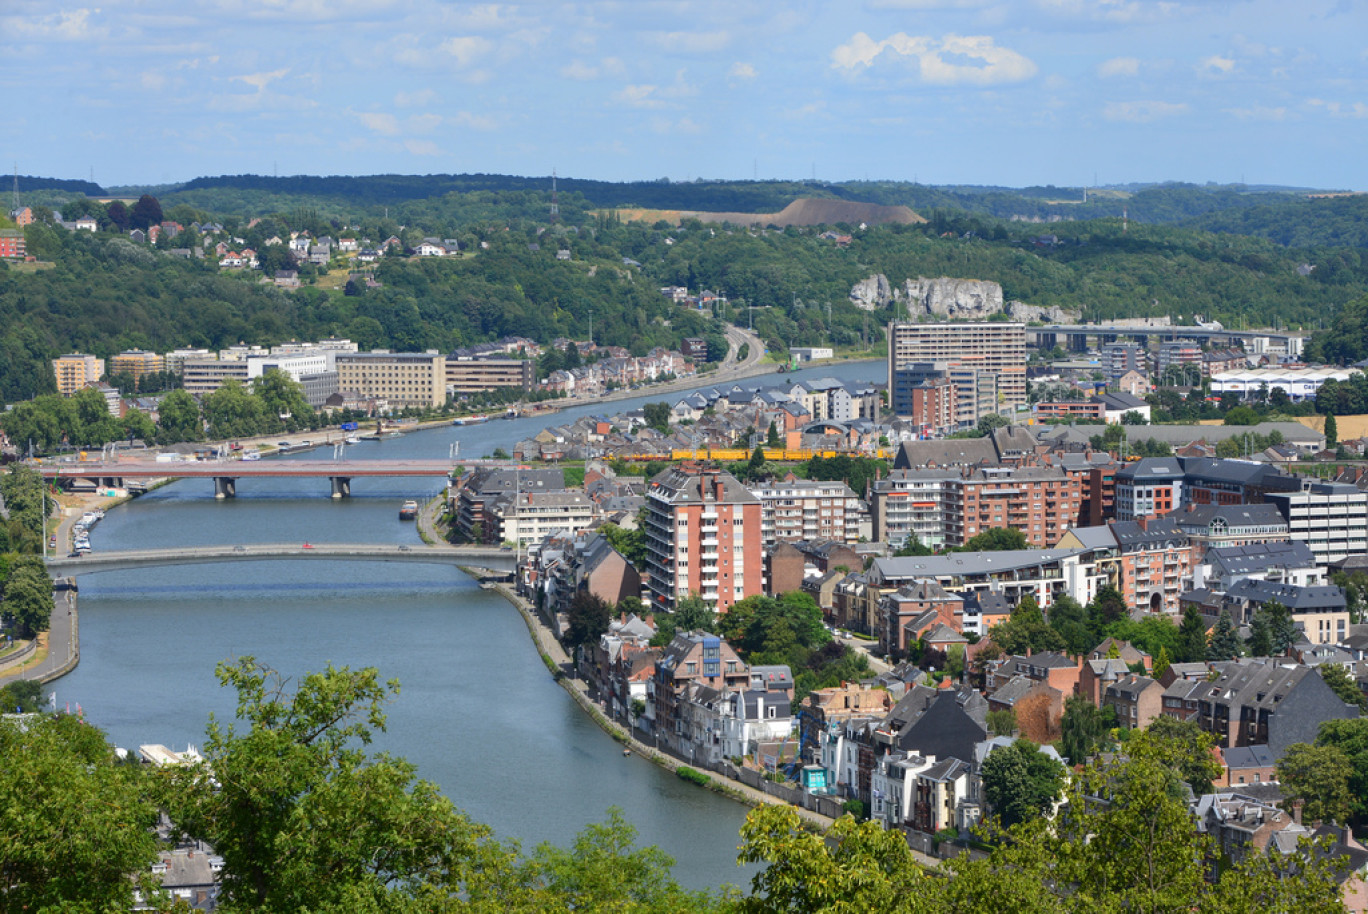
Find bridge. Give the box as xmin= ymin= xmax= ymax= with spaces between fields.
xmin=44 ymin=543 xmax=519 ymax=577
xmin=37 ymin=459 xmax=499 ymax=498
xmin=1026 ymin=324 xmax=1303 ymax=354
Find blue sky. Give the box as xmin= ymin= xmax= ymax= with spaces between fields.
xmin=5 ymin=0 xmax=1366 ymax=189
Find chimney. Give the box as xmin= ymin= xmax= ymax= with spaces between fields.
xmin=715 ymin=477 xmax=725 ymax=502
xmin=1136 ymin=516 xmax=1148 ymax=531
xmin=1291 ymin=798 xmax=1304 ymax=826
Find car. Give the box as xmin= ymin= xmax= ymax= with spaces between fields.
xmin=302 ymin=542 xmax=313 ymax=549
xmin=48 ymin=536 xmax=57 ymax=548
xmin=68 ymin=550 xmax=83 ymax=558
xmin=233 ymin=545 xmax=246 ymax=552
xmin=398 ymin=545 xmax=411 ymax=552
xmin=278 ymin=441 xmax=290 ymax=448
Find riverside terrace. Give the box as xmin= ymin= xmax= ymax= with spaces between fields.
xmin=35 ymin=459 xmax=517 ymax=498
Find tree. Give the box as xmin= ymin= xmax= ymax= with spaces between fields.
xmin=1325 ymin=411 xmax=1339 ymax=448
xmin=1315 ymin=718 xmax=1368 ymax=822
xmin=201 ymin=378 xmax=267 ymax=440
xmin=673 ymin=593 xmax=716 ymax=634
xmin=105 ymin=199 xmax=130 ymax=231
xmin=986 ymin=708 xmax=1017 ymax=737
xmin=1320 ymin=663 xmax=1367 ymax=711
xmin=3 ymin=558 xmax=54 ymax=636
xmin=1249 ymin=600 xmax=1296 ymax=657
xmin=0 ymin=713 xmax=161 ymax=911
xmin=961 ymin=527 xmax=1029 ymax=552
xmin=163 ymin=657 xmax=495 ymax=910
xmin=1120 ymin=410 xmax=1148 ymax=425
xmin=765 ymin=420 xmax=781 ymax=448
xmin=599 ymin=521 xmax=647 ymax=569
xmin=128 ymin=193 xmax=164 ymax=231
xmin=156 ymin=388 xmax=203 ymax=443
xmin=1087 ymin=585 xmax=1129 ymax=630
xmin=253 ymin=368 xmax=314 ymax=433
xmin=1133 ymin=716 xmax=1222 ymax=796
xmin=893 ymin=534 xmax=934 ymax=557
xmin=565 ymin=591 xmax=613 ymax=649
xmin=642 ymin=401 xmax=671 ymax=434
xmin=1059 ymin=695 xmax=1113 ymax=764
xmin=1176 ymin=605 xmax=1208 ymax=663
xmin=1206 ymin=609 xmax=1242 ymax=661
xmin=0 ymin=678 xmax=46 ymax=713
xmin=980 ymin=738 xmax=1065 ymax=827
xmin=1278 ymin=742 xmax=1353 ymax=825
xmin=1152 ymin=645 xmax=1172 ymax=679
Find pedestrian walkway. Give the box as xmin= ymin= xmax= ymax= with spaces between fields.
xmin=0 ymin=587 xmax=78 ymax=686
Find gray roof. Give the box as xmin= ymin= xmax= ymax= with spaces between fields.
xmin=1054 ymin=422 xmax=1324 ymax=447
xmin=1207 ymin=541 xmax=1318 ymax=576
xmin=1226 ymin=579 xmax=1347 ymax=613
xmin=1174 ymin=503 xmax=1288 ymax=531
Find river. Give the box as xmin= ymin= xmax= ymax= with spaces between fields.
xmin=54 ymin=359 xmax=884 ymax=890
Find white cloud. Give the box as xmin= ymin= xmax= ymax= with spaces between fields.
xmin=651 ymin=116 xmax=703 ymax=135
xmin=1307 ymin=98 xmax=1368 ymax=118
xmin=5 ymin=8 xmax=107 ymax=40
xmin=562 ymin=60 xmax=599 ymax=80
xmin=439 ymin=36 xmax=492 ymax=67
xmin=646 ymin=30 xmax=732 ymax=54
xmin=1103 ymin=100 xmax=1189 ymax=122
xmin=832 ymin=32 xmax=1037 ymax=86
xmin=395 ymin=89 xmax=436 ymax=107
xmin=729 ymin=62 xmax=757 ymax=79
xmin=355 ymin=111 xmax=400 ymax=135
xmin=1200 ymin=55 xmax=1235 ymax=75
xmin=407 ymin=113 xmax=442 ymax=133
xmin=613 ymin=84 xmax=662 ymax=108
xmin=869 ymin=0 xmax=991 ymax=7
xmin=141 ymin=70 xmax=167 ymax=91
xmin=233 ymin=68 xmax=290 ymax=92
xmin=448 ymin=111 xmax=497 ymax=130
xmin=1098 ymin=56 xmax=1140 ymax=78
xmin=405 ymin=139 xmax=440 ymax=156
xmin=1226 ymin=105 xmax=1286 ymax=121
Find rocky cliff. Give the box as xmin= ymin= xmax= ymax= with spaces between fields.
xmin=848 ymin=273 xmax=1080 ymax=323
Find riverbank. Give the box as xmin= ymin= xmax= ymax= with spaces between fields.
xmin=465 ymin=566 xmax=836 ymax=830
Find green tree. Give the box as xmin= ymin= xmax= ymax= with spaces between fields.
xmin=1088 ymin=585 xmax=1130 ymax=630
xmin=1152 ymin=645 xmax=1172 ymax=679
xmin=986 ymin=708 xmax=1017 ymax=737
xmin=1059 ymin=695 xmax=1114 ymax=764
xmin=1249 ymin=600 xmax=1296 ymax=656
xmin=1133 ymin=716 xmax=1222 ymax=796
xmin=893 ymin=534 xmax=934 ymax=557
xmin=1316 ymin=717 xmax=1368 ymax=821
xmin=961 ymin=527 xmax=1029 ymax=552
xmin=0 ymin=713 xmax=161 ymax=911
xmin=642 ymin=401 xmax=671 ymax=434
xmin=1278 ymin=742 xmax=1353 ymax=825
xmin=156 ymin=388 xmax=204 ymax=443
xmin=1206 ymin=609 xmax=1242 ymax=661
xmin=599 ymin=521 xmax=647 ymax=569
xmin=765 ymin=420 xmax=781 ymax=448
xmin=201 ymin=378 xmax=267 ymax=440
xmin=980 ymin=738 xmax=1066 ymax=827
xmin=3 ymin=558 xmax=54 ymax=636
xmin=253 ymin=367 xmax=315 ymax=433
xmin=1325 ymin=411 xmax=1338 ymax=448
xmin=1319 ymin=663 xmax=1367 ymax=711
xmin=1176 ymin=605 xmax=1208 ymax=663
xmin=672 ymin=593 xmax=716 ymax=635
xmin=0 ymin=678 xmax=46 ymax=713
xmin=163 ymin=657 xmax=495 ymax=911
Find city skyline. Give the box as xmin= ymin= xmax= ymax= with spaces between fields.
xmin=3 ymin=0 xmax=1367 ymax=190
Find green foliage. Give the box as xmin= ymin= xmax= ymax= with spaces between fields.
xmin=1177 ymin=605 xmax=1209 ymax=663
xmin=156 ymin=388 xmax=204 ymax=443
xmin=642 ymin=402 xmax=672 ymax=434
xmin=802 ymin=454 xmax=886 ymax=498
xmin=2 ymin=557 xmax=54 ymax=636
xmin=0 ymin=678 xmax=46 ymax=713
xmin=0 ymin=464 xmax=52 ymax=553
xmin=1325 ymin=411 xmax=1339 ymax=448
xmin=1133 ymin=716 xmax=1222 ymax=796
xmin=1278 ymin=742 xmax=1353 ymax=825
xmin=599 ymin=521 xmax=647 ymax=570
xmin=1320 ymin=663 xmax=1367 ymax=711
xmin=1315 ymin=717 xmax=1368 ymax=822
xmin=960 ymin=526 xmax=1029 ymax=552
xmin=162 ymin=657 xmax=496 ymax=911
xmin=980 ymin=738 xmax=1066 ymax=827
xmin=1247 ymin=600 xmax=1297 ymax=657
xmin=986 ymin=708 xmax=1017 ymax=737
xmin=0 ymin=713 xmax=161 ymax=911
xmin=991 ymin=594 xmax=1066 ymax=656
xmin=1152 ymin=645 xmax=1172 ymax=679
xmin=1206 ymin=609 xmax=1242 ymax=661
xmin=675 ymin=767 xmax=710 ymax=787
xmin=1059 ymin=695 xmax=1115 ymax=764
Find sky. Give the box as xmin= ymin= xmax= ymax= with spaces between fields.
xmin=4 ymin=0 xmax=1367 ymax=190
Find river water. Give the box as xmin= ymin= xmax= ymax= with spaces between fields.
xmin=55 ymin=359 xmax=883 ymax=890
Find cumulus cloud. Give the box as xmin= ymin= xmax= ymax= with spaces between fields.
xmin=440 ymin=35 xmax=492 ymax=66
xmin=1308 ymin=98 xmax=1368 ymax=118
xmin=405 ymin=139 xmax=440 ymax=156
xmin=613 ymin=84 xmax=662 ymax=108
xmin=233 ymin=68 xmax=290 ymax=92
xmin=1200 ymin=55 xmax=1235 ymax=75
xmin=355 ymin=111 xmax=400 ymax=135
xmin=448 ymin=111 xmax=497 ymax=130
xmin=729 ymin=62 xmax=757 ymax=79
xmin=1098 ymin=56 xmax=1140 ymax=78
xmin=1226 ymin=105 xmax=1286 ymax=120
xmin=562 ymin=60 xmax=599 ymax=80
xmin=395 ymin=88 xmax=436 ymax=107
xmin=831 ymin=32 xmax=1037 ymax=86
xmin=1103 ymin=100 xmax=1189 ymax=122
xmin=5 ymin=7 xmax=107 ymax=40
xmin=651 ymin=116 xmax=703 ymax=135
xmin=646 ymin=30 xmax=731 ymax=53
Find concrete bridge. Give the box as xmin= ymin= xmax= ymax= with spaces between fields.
xmin=44 ymin=543 xmax=519 ymax=578
xmin=1026 ymin=323 xmax=1303 ymax=354
xmin=36 ymin=459 xmax=517 ymax=499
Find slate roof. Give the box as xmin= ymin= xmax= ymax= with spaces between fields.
xmin=1175 ymin=503 xmax=1288 ymax=530
xmin=1207 ymin=541 xmax=1318 ymax=576
xmin=1225 ymin=579 xmax=1347 ymax=612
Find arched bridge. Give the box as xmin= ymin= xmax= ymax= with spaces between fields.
xmin=44 ymin=543 xmax=519 ymax=578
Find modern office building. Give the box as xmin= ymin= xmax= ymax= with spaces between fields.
xmin=1266 ymin=482 xmax=1368 ymax=567
xmin=182 ymin=359 xmax=251 ymax=397
xmin=445 ymin=358 xmax=536 ymax=395
xmin=334 ymin=351 xmax=447 ymax=409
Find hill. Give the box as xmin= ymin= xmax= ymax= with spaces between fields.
xmin=680 ymin=198 xmax=924 ymax=228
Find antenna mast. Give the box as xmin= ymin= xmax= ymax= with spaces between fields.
xmin=550 ymin=169 xmax=559 ymax=223
xmin=12 ymin=164 xmax=18 ymax=215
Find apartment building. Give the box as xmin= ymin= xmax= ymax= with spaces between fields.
xmin=943 ymin=466 xmax=1083 ymax=548
xmin=887 ymin=321 xmax=1026 ymax=417
xmin=109 ymin=350 xmax=165 ymax=383
xmin=642 ymin=465 xmax=763 ymax=612
xmin=52 ymin=353 xmax=104 ymax=396
xmin=1102 ymin=342 xmax=1145 ymax=378
xmin=334 ymin=351 xmax=447 ymax=409
xmin=869 ymin=469 xmax=957 ymax=550
xmin=487 ymin=490 xmax=599 ymax=551
xmin=651 ymin=631 xmax=750 ymax=755
xmin=1266 ymin=482 xmax=1368 ymax=566
xmin=1114 ymin=457 xmax=1184 ymax=521
xmin=0 ymin=229 xmax=25 ymax=260
xmin=748 ymin=477 xmax=861 ymax=545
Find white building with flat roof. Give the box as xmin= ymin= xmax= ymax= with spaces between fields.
xmin=1210 ymin=367 xmax=1355 ymax=402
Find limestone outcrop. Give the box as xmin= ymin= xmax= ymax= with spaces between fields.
xmin=847 ymin=273 xmax=1081 ymax=323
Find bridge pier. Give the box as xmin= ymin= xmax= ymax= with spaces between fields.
xmin=214 ymin=477 xmax=237 ymax=499
xmin=330 ymin=476 xmax=352 ymax=498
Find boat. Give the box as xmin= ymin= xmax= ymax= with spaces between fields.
xmin=343 ymin=435 xmax=360 ymax=445
xmin=399 ymin=500 xmax=419 ymax=520
xmin=452 ymin=414 xmax=490 ymax=426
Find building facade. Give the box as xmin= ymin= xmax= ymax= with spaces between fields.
xmin=887 ymin=322 xmax=1026 ymax=419
xmin=334 ymin=351 xmax=447 ymax=409
xmin=52 ymin=353 xmax=104 ymax=396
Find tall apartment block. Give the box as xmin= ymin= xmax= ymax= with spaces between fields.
xmin=109 ymin=349 xmax=166 ymax=384
xmin=888 ymin=321 xmax=1026 ymax=424
xmin=747 ymin=477 xmax=862 ymax=545
xmin=52 ymin=353 xmax=105 ymax=396
xmin=643 ymin=465 xmax=763 ymax=612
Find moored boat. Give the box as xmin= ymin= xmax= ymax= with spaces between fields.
xmin=399 ymin=500 xmax=419 ymax=520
